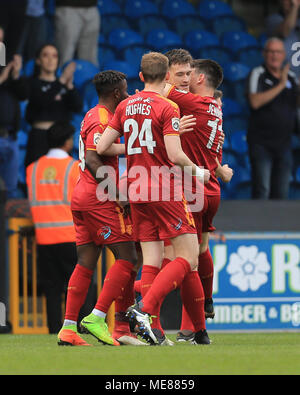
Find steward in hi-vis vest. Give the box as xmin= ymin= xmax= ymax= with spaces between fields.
xmin=26 ymin=121 xmax=80 ymax=334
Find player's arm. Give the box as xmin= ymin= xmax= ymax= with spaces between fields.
xmin=96 ymin=126 xmax=122 ymax=155
xmin=100 ymin=142 xmax=125 ymax=156
xmin=248 ymin=64 xmax=289 ymax=110
xmin=215 ymin=157 xmax=233 ymax=183
xmin=164 ymin=134 xmax=210 ymax=184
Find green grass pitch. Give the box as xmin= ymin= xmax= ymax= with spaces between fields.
xmin=1 ymin=332 xmax=300 ymax=375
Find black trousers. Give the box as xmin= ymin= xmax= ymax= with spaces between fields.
xmin=37 ymin=242 xmax=97 ymax=334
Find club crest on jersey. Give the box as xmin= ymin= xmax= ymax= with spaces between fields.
xmin=172 ymin=118 xmax=180 ymax=132
xmin=98 ymin=226 xmax=112 ymax=240
xmin=172 ymin=218 xmax=183 ymax=230
xmin=93 ymin=132 xmax=101 ymax=145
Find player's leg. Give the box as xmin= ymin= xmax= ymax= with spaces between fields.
xmin=199 ymin=232 xmax=215 ymax=318
xmin=58 ymin=242 xmax=101 ymax=346
xmin=88 ymin=240 xmax=146 ymax=345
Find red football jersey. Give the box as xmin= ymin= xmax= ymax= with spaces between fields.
xmin=167 ymin=86 xmax=223 ymax=196
xmin=108 ymin=91 xmax=182 ymax=203
xmin=71 ymin=104 xmax=119 ymax=211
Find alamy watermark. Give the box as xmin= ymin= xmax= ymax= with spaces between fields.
xmin=95 ymin=158 xmax=205 ymax=212
xmin=0 ymin=42 xmax=6 ymax=66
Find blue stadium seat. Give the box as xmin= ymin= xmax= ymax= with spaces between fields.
xmin=127 ymin=78 xmax=145 ymax=95
xmin=146 ymin=29 xmax=182 ymax=51
xmin=237 ymin=47 xmax=264 ymax=69
xmin=108 ymin=29 xmax=144 ymax=51
xmin=100 ymin=15 xmax=132 ymax=37
xmin=198 ymin=0 xmax=233 ymax=21
xmin=102 ymin=60 xmax=139 ymax=80
xmin=22 ymin=59 xmax=35 ymax=76
xmin=174 ymin=15 xmax=207 ymax=38
xmin=231 ymin=164 xmax=251 ymax=186
xmin=18 ymin=148 xmax=26 ymax=185
xmin=211 ymin=15 xmax=246 ymax=38
xmin=98 ymin=44 xmax=118 ymax=69
xmin=223 ymin=62 xmax=250 ymax=82
xmin=289 ymin=182 xmax=300 ymax=199
xmin=223 ymin=115 xmax=248 ymax=134
xmin=295 ymin=166 xmax=300 ymax=183
xmin=221 ymin=31 xmax=259 ymax=54
xmin=161 ymin=0 xmax=196 ymax=19
xmin=184 ymin=30 xmax=220 ymax=56
xmin=97 ymin=0 xmax=122 ymax=15
xmin=66 ymin=60 xmax=99 ymax=91
xmin=17 ymin=130 xmax=28 ymax=148
xmin=137 ymin=16 xmax=169 ymax=37
xmin=223 ymin=62 xmax=250 ymax=105
xmin=231 ymin=181 xmax=252 ymax=199
xmin=222 ymin=97 xmax=243 ymax=118
xmin=124 ymin=0 xmax=159 ymax=18
xmin=230 ymin=130 xmax=248 ymax=155
xmin=122 ymin=45 xmax=153 ymax=66
xmin=198 ymin=47 xmax=232 ymax=67
xmin=221 ymin=150 xmax=239 ymax=170
xmin=82 ymin=81 xmax=99 ymax=113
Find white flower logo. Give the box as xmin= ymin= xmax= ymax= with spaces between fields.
xmin=227 ymin=246 xmax=271 ymax=292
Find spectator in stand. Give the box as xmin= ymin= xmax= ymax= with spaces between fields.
xmin=247 ymin=37 xmax=299 ymax=199
xmin=18 ymin=0 xmax=48 ymax=64
xmin=54 ymin=0 xmax=100 ymax=67
xmin=265 ymin=0 xmax=300 ymax=79
xmin=0 ymin=26 xmax=28 ymax=199
xmin=24 ymin=43 xmax=83 ymax=168
xmin=0 ymin=0 xmax=27 ymax=62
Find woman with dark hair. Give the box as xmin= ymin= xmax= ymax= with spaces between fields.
xmin=24 ymin=43 xmax=83 ymax=167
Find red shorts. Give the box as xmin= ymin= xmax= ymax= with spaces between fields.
xmin=130 ymin=200 xmax=196 ymax=242
xmin=164 ymin=194 xmax=220 ymax=245
xmin=72 ymin=203 xmax=133 ymax=246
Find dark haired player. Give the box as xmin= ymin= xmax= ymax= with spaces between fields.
xmin=58 ymin=71 xmax=145 ymax=347
xmin=165 ymin=59 xmax=233 ymax=341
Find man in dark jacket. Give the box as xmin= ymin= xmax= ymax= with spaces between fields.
xmin=247 ymin=37 xmax=299 ymax=199
xmin=54 ymin=0 xmax=100 ymax=67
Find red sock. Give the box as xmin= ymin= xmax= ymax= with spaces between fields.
xmin=198 ymin=249 xmax=214 ymax=299
xmin=114 ymin=270 xmax=137 ymax=333
xmin=141 ymin=265 xmax=163 ymax=331
xmin=134 ymin=280 xmax=141 ymax=293
xmin=180 ymin=304 xmax=195 ymax=332
xmin=180 ymin=271 xmax=205 ymax=332
xmin=141 ymin=265 xmax=160 ymax=299
xmin=142 ymin=257 xmax=191 ymax=316
xmin=95 ymin=259 xmax=134 ymax=313
xmin=64 ymin=264 xmax=93 ymax=322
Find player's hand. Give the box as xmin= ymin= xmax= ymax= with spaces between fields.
xmin=219 ymin=164 xmax=234 ymax=183
xmin=280 ymin=63 xmax=290 ymax=87
xmin=60 ymin=61 xmax=76 ymax=87
xmin=218 ymin=130 xmax=225 ymax=147
xmin=179 ymin=115 xmax=196 ymax=135
xmin=0 ymin=61 xmax=13 ymax=84
xmin=204 ymin=169 xmax=210 ymax=184
xmin=11 ymin=55 xmax=22 ymax=79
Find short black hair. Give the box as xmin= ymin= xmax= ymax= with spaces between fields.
xmin=93 ymin=70 xmax=126 ymax=97
xmin=48 ymin=121 xmax=75 ymax=149
xmin=164 ymin=48 xmax=193 ymax=67
xmin=192 ymin=59 xmax=223 ymax=89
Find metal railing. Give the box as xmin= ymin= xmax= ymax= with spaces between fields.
xmin=8 ymin=218 xmax=115 ymax=334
